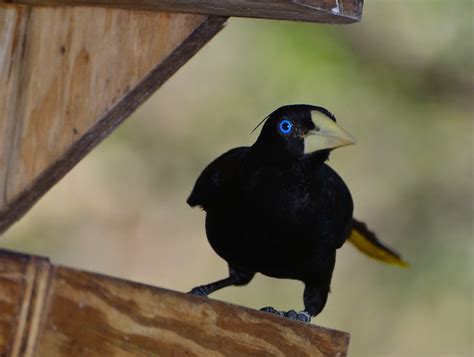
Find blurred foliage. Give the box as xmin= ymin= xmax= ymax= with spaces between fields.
xmin=1 ymin=1 xmax=473 ymax=356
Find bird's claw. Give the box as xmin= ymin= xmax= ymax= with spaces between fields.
xmin=188 ymin=286 xmax=209 ymax=297
xmin=295 ymin=311 xmax=312 ymax=323
xmin=285 ymin=309 xmax=298 ymax=319
xmin=260 ymin=306 xmax=285 ymax=317
xmin=260 ymin=307 xmax=311 ymax=323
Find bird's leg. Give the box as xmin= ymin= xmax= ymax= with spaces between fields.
xmin=189 ymin=276 xmax=236 ymax=297
xmin=302 ymin=283 xmax=330 ymax=319
xmin=189 ymin=266 xmax=254 ymax=297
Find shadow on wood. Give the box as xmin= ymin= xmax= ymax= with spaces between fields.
xmin=0 ymin=248 xmax=350 ymax=356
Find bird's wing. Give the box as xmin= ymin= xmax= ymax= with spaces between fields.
xmin=187 ymin=147 xmax=249 ymax=210
xmin=348 ymin=219 xmax=409 ymax=268
xmin=310 ymin=164 xmax=354 ymax=249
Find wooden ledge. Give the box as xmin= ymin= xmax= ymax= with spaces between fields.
xmin=6 ymin=0 xmax=363 ymax=23
xmin=0 ymin=248 xmax=350 ymax=356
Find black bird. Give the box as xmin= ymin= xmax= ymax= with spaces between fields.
xmin=187 ymin=104 xmax=407 ymax=323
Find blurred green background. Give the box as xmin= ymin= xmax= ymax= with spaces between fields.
xmin=1 ymin=1 xmax=473 ymax=356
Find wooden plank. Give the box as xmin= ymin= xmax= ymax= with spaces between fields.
xmin=9 ymin=0 xmax=363 ymax=23
xmin=0 ymin=250 xmax=51 ymax=356
xmin=0 ymin=5 xmax=29 ymax=209
xmin=0 ymin=250 xmax=30 ymax=356
xmin=0 ymin=248 xmax=350 ymax=356
xmin=0 ymin=4 xmax=227 ymax=234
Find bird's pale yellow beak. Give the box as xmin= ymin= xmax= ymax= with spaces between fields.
xmin=304 ymin=110 xmax=356 ymax=153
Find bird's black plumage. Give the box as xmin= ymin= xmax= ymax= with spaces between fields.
xmin=187 ymin=105 xmax=364 ymax=321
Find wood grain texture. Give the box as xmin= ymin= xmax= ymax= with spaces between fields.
xmin=0 ymin=250 xmax=51 ymax=356
xmin=0 ymin=248 xmax=350 ymax=356
xmin=0 ymin=4 xmax=227 ymax=234
xmin=9 ymin=0 xmax=363 ymax=23
xmin=0 ymin=5 xmax=29 ymax=209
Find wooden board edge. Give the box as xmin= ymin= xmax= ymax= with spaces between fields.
xmin=6 ymin=0 xmax=363 ymax=24
xmin=50 ymin=264 xmax=351 ymax=355
xmin=0 ymin=15 xmax=228 ymax=234
xmin=0 ymin=250 xmax=53 ymax=356
xmin=52 ymin=264 xmax=351 ymax=354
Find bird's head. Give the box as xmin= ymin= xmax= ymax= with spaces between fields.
xmin=251 ymin=104 xmax=355 ymax=163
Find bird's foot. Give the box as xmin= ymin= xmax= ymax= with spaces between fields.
xmin=188 ymin=286 xmax=209 ymax=297
xmin=260 ymin=307 xmax=312 ymax=323
xmin=289 ymin=310 xmax=312 ymax=323
xmin=260 ymin=306 xmax=285 ymax=317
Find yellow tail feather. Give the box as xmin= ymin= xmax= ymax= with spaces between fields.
xmin=348 ymin=220 xmax=409 ymax=268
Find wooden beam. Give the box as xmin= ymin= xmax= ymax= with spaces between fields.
xmin=0 ymin=248 xmax=350 ymax=356
xmin=9 ymin=0 xmax=363 ymax=23
xmin=0 ymin=4 xmax=226 ymax=234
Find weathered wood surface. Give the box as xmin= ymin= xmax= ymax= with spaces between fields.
xmin=0 ymin=250 xmax=51 ymax=356
xmin=7 ymin=0 xmax=364 ymax=23
xmin=0 ymin=4 xmax=227 ymax=234
xmin=0 ymin=248 xmax=350 ymax=356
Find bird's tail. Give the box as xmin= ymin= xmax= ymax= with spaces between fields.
xmin=348 ymin=219 xmax=409 ymax=268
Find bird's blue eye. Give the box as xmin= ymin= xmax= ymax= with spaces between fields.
xmin=279 ymin=119 xmax=293 ymax=135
